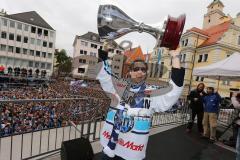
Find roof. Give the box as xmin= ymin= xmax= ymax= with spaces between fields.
xmin=185 ymin=20 xmax=231 ymax=48
xmin=186 ymin=27 xmax=209 ymax=36
xmin=199 ymin=20 xmax=231 ymax=47
xmin=207 ymin=0 xmax=224 ymax=8
xmin=78 ymin=32 xmax=101 ymax=43
xmin=123 ymin=47 xmax=145 ymax=64
xmin=4 ymin=11 xmax=54 ymax=30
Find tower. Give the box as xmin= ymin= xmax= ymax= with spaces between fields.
xmin=203 ymin=0 xmax=229 ymax=29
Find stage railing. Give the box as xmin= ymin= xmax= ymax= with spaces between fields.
xmin=0 ymin=98 xmax=191 ymax=160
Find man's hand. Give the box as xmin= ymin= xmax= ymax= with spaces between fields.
xmin=103 ymin=40 xmax=117 ymax=52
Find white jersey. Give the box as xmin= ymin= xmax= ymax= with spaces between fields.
xmin=96 ymin=62 xmax=184 ymax=160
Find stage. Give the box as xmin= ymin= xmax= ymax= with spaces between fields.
xmin=94 ymin=125 xmax=235 ymax=160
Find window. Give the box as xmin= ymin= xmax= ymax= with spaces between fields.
xmin=90 ymin=52 xmax=96 ymax=56
xmin=79 ymin=59 xmax=86 ymax=63
xmin=36 ymin=51 xmax=40 ymax=57
xmin=50 ymin=31 xmax=54 ymax=38
xmin=184 ymin=39 xmax=188 ymax=46
xmin=9 ymin=33 xmax=14 ymax=40
xmin=49 ymin=42 xmax=53 ymax=48
xmin=17 ymin=23 xmax=22 ymax=30
xmin=41 ymin=63 xmax=45 ymax=69
xmin=2 ymin=19 xmax=7 ymax=26
xmin=8 ymin=46 xmax=14 ymax=53
xmin=29 ymin=61 xmax=33 ymax=67
xmin=200 ymin=77 xmax=204 ymax=81
xmin=80 ymin=50 xmax=87 ymax=55
xmin=78 ymin=68 xmax=85 ymax=73
xmin=181 ymin=54 xmax=186 ymax=62
xmin=24 ymin=25 xmax=29 ymax=31
xmin=1 ymin=32 xmax=7 ymax=39
xmin=238 ymin=36 xmax=240 ymax=45
xmin=227 ymin=54 xmax=230 ymax=57
xmin=91 ymin=43 xmax=98 ymax=49
xmin=81 ymin=41 xmax=88 ymax=46
xmin=23 ymin=37 xmax=28 ymax=43
xmin=203 ymin=54 xmax=208 ymax=62
xmin=37 ymin=28 xmax=42 ymax=35
xmin=47 ymin=63 xmax=52 ymax=69
xmin=1 ymin=44 xmax=6 ymax=51
xmin=48 ymin=53 xmax=52 ymax=58
xmin=10 ymin=21 xmax=15 ymax=28
xmin=43 ymin=41 xmax=47 ymax=47
xmin=37 ymin=39 xmax=41 ymax=46
xmin=16 ymin=35 xmax=21 ymax=42
xmin=35 ymin=62 xmax=39 ymax=68
xmin=181 ymin=40 xmax=184 ymax=46
xmin=89 ymin=61 xmax=96 ymax=65
xmin=30 ymin=50 xmax=34 ymax=56
xmin=30 ymin=38 xmax=35 ymax=45
xmin=195 ymin=76 xmax=200 ymax=81
xmin=31 ymin=26 xmax=36 ymax=33
xmin=42 ymin=52 xmax=46 ymax=58
xmin=23 ymin=48 xmax=28 ymax=55
xmin=198 ymin=55 xmax=203 ymax=63
xmin=223 ymin=80 xmax=230 ymax=85
xmin=208 ymin=19 xmax=211 ymax=23
xmin=114 ymin=66 xmax=119 ymax=69
xmin=16 ymin=47 xmax=21 ymax=54
xmin=44 ymin=30 xmax=48 ymax=36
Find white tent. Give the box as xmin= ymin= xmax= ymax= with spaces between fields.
xmin=193 ymin=52 xmax=240 ymax=89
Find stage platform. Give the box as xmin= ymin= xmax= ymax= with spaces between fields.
xmin=93 ymin=125 xmax=235 ymax=160
xmin=40 ymin=124 xmax=235 ymax=160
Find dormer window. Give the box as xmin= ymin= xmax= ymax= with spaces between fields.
xmin=92 ymin=36 xmax=97 ymax=41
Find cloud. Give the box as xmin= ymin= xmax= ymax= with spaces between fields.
xmin=2 ymin=0 xmax=240 ymax=56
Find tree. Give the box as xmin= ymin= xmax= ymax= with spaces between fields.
xmin=55 ymin=49 xmax=72 ymax=76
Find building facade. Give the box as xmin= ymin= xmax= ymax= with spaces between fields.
xmin=159 ymin=0 xmax=240 ymax=97
xmin=0 ymin=10 xmax=56 ymax=77
xmin=72 ymin=32 xmax=124 ymax=79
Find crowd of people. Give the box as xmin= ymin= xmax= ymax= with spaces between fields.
xmin=0 ymin=79 xmax=110 ymax=137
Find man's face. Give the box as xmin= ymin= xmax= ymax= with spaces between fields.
xmin=129 ymin=62 xmax=147 ymax=84
xmin=197 ymin=84 xmax=204 ymax=92
xmin=207 ymin=88 xmax=213 ymax=94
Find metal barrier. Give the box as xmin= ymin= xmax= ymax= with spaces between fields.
xmin=0 ymin=98 xmax=192 ymax=160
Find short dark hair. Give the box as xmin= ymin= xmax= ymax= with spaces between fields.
xmin=129 ymin=59 xmax=148 ymax=71
xmin=207 ymin=87 xmax=214 ymax=92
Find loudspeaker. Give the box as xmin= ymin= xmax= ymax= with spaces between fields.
xmin=61 ymin=137 xmax=94 ymax=160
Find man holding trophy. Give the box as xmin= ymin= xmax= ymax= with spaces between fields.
xmin=95 ymin=4 xmax=186 ymax=160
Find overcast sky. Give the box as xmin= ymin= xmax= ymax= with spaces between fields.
xmin=2 ymin=0 xmax=240 ymax=56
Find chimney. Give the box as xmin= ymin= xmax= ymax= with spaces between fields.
xmin=0 ymin=9 xmax=7 ymax=16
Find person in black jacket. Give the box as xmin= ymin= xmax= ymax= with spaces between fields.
xmin=186 ymin=83 xmax=206 ymax=134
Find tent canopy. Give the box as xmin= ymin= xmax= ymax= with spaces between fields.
xmin=193 ymin=52 xmax=240 ymax=80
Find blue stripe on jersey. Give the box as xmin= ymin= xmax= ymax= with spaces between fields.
xmin=134 ymin=119 xmax=151 ymax=131
xmin=106 ymin=110 xmax=116 ymax=122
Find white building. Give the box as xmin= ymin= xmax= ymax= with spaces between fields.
xmin=72 ymin=32 xmax=124 ymax=79
xmin=0 ymin=10 xmax=56 ymax=77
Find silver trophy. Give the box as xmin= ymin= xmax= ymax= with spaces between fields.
xmin=97 ymin=4 xmax=186 ymax=50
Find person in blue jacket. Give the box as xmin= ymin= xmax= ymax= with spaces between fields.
xmin=202 ymin=87 xmax=221 ymax=142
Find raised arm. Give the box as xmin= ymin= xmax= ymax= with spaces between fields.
xmin=149 ymin=49 xmax=185 ymax=112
